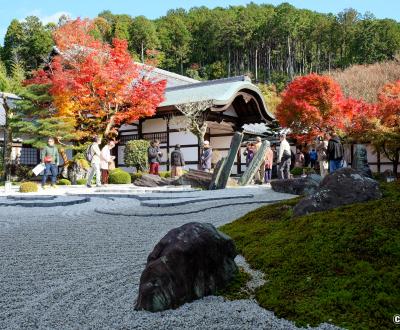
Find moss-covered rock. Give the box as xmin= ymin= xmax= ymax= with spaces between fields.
xmin=19 ymin=182 xmax=39 ymax=193
xmin=220 ymin=181 xmax=400 ymax=330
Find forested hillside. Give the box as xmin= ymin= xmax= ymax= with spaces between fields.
xmin=1 ymin=2 xmax=400 ymax=87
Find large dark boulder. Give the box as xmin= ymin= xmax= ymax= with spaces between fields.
xmin=293 ymin=168 xmax=381 ymax=216
xmin=134 ymin=174 xmax=176 ymax=187
xmin=135 ymin=222 xmax=238 ymax=312
xmin=175 ymin=169 xmax=237 ymax=189
xmin=352 ymin=144 xmax=372 ymax=178
xmin=271 ymin=174 xmax=322 ymax=196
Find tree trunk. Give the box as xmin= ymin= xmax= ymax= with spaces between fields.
xmin=54 ymin=137 xmax=70 ymax=175
xmin=104 ymin=115 xmax=116 ymax=138
xmin=141 ymin=41 xmax=145 ymax=63
xmin=255 ymin=48 xmax=258 ymax=82
xmin=393 ymin=150 xmax=399 ymax=179
xmin=2 ymin=99 xmax=12 ymax=181
xmin=228 ymin=45 xmax=231 ymax=77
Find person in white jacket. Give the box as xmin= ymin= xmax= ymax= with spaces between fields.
xmin=100 ymin=140 xmax=116 ymax=184
xmin=87 ymin=136 xmax=102 ymax=188
xmin=277 ymin=134 xmax=292 ymax=179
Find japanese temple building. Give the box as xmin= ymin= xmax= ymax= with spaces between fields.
xmin=117 ymin=68 xmax=274 ymax=174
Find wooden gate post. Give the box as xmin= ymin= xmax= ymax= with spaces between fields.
xmin=239 ymin=140 xmax=269 ymax=186
xmin=215 ymin=132 xmax=243 ymax=189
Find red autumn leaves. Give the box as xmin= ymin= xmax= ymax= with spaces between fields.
xmin=276 ymin=73 xmax=399 ymax=142
xmin=28 ymin=18 xmax=166 ymax=137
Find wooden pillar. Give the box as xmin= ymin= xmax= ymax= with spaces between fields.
xmin=215 ymin=132 xmax=243 ymax=189
xmin=138 ymin=119 xmax=143 ymax=139
xmin=377 ymin=150 xmax=381 ymax=174
xmin=237 ymin=147 xmax=242 ymax=174
xmin=350 ymin=144 xmax=354 ymax=167
xmin=166 ymin=117 xmax=170 ymax=171
xmin=239 ymin=140 xmax=269 ymax=186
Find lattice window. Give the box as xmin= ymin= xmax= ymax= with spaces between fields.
xmin=20 ymin=147 xmax=39 ymax=165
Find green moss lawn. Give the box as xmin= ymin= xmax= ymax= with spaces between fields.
xmin=220 ymin=181 xmax=400 ymax=330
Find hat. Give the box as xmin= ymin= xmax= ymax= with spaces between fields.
xmin=256 ymin=137 xmax=262 ymax=142
xmin=203 ymin=140 xmax=210 ymax=145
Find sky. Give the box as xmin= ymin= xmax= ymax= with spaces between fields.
xmin=0 ymin=0 xmax=399 ymax=44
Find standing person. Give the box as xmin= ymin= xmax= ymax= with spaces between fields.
xmin=86 ymin=136 xmax=102 ymax=188
xmin=309 ymin=148 xmax=318 ymax=169
xmin=277 ymin=134 xmax=292 ymax=180
xmin=170 ymin=144 xmax=185 ymax=178
xmin=264 ymin=144 xmax=273 ymax=185
xmin=200 ymin=140 xmax=213 ymax=172
xmin=271 ymin=144 xmax=278 ymax=179
xmin=316 ymin=136 xmax=329 ymax=177
xmin=41 ymin=137 xmax=60 ymax=188
xmin=100 ymin=140 xmax=116 ymax=185
xmin=254 ymin=136 xmax=265 ymax=184
xmin=327 ymin=132 xmax=344 ymax=173
xmin=148 ymin=140 xmax=163 ymax=175
xmin=294 ymin=147 xmax=305 ymax=168
xmin=303 ymin=145 xmax=311 ymax=167
xmin=243 ymin=142 xmax=255 ymax=167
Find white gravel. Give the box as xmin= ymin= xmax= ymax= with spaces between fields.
xmin=0 ymin=186 xmax=342 ymax=330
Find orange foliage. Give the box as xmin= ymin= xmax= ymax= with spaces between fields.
xmin=28 ymin=19 xmax=166 ymax=137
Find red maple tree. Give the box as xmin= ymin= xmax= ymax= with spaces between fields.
xmin=276 ymin=74 xmax=345 ymax=141
xmin=29 ymin=18 xmax=166 ymax=138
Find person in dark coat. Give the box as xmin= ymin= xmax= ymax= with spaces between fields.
xmin=200 ymin=140 xmax=212 ymax=172
xmin=170 ymin=144 xmax=185 ymax=177
xmin=327 ymin=132 xmax=344 ymax=173
xmin=148 ymin=139 xmax=163 ymax=175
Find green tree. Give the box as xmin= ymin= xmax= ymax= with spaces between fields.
xmin=157 ymin=12 xmax=191 ymax=74
xmin=124 ymin=139 xmax=150 ymax=172
xmin=129 ymin=16 xmax=159 ymax=62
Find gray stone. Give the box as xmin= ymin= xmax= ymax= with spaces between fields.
xmin=134 ymin=174 xmax=176 ymax=187
xmin=175 ymin=169 xmax=213 ymax=189
xmin=67 ymin=161 xmax=88 ymax=184
xmin=352 ymin=144 xmax=372 ymax=178
xmin=293 ymin=167 xmax=381 ymax=216
xmin=134 ymin=222 xmax=238 ymax=312
xmin=209 ymin=158 xmax=226 ymax=190
xmin=271 ymin=174 xmax=322 ymax=196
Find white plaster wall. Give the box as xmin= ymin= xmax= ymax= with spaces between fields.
xmin=210 ymin=136 xmax=232 ymax=149
xmin=179 ymin=147 xmax=198 ymax=162
xmin=120 ymin=129 xmax=138 ymax=136
xmin=169 ymin=131 xmax=198 ymax=145
xmin=142 ymin=118 xmax=166 ymax=133
xmin=119 ymin=123 xmax=138 ymax=131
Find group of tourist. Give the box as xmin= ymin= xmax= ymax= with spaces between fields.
xmin=38 ymin=131 xmax=346 ymax=188
xmin=241 ymin=131 xmax=346 ymax=185
xmin=86 ymin=136 xmax=116 ymax=188
xmin=39 ymin=135 xmax=116 ymax=188
xmin=146 ymin=139 xmax=213 ymax=177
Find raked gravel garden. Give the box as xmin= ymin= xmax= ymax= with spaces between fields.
xmin=0 ymin=185 xmax=342 ymax=330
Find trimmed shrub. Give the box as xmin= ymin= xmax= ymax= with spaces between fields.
xmin=109 ymin=168 xmax=131 ymax=184
xmin=75 ymin=178 xmax=87 ymax=185
xmin=57 ymin=178 xmax=71 ymax=185
xmin=290 ymin=167 xmax=303 ymax=176
xmin=19 ymin=182 xmax=38 ymax=193
xmin=124 ymin=140 xmax=150 ymax=172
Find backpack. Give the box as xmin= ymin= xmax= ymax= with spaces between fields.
xmin=85 ymin=144 xmax=94 ymax=162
